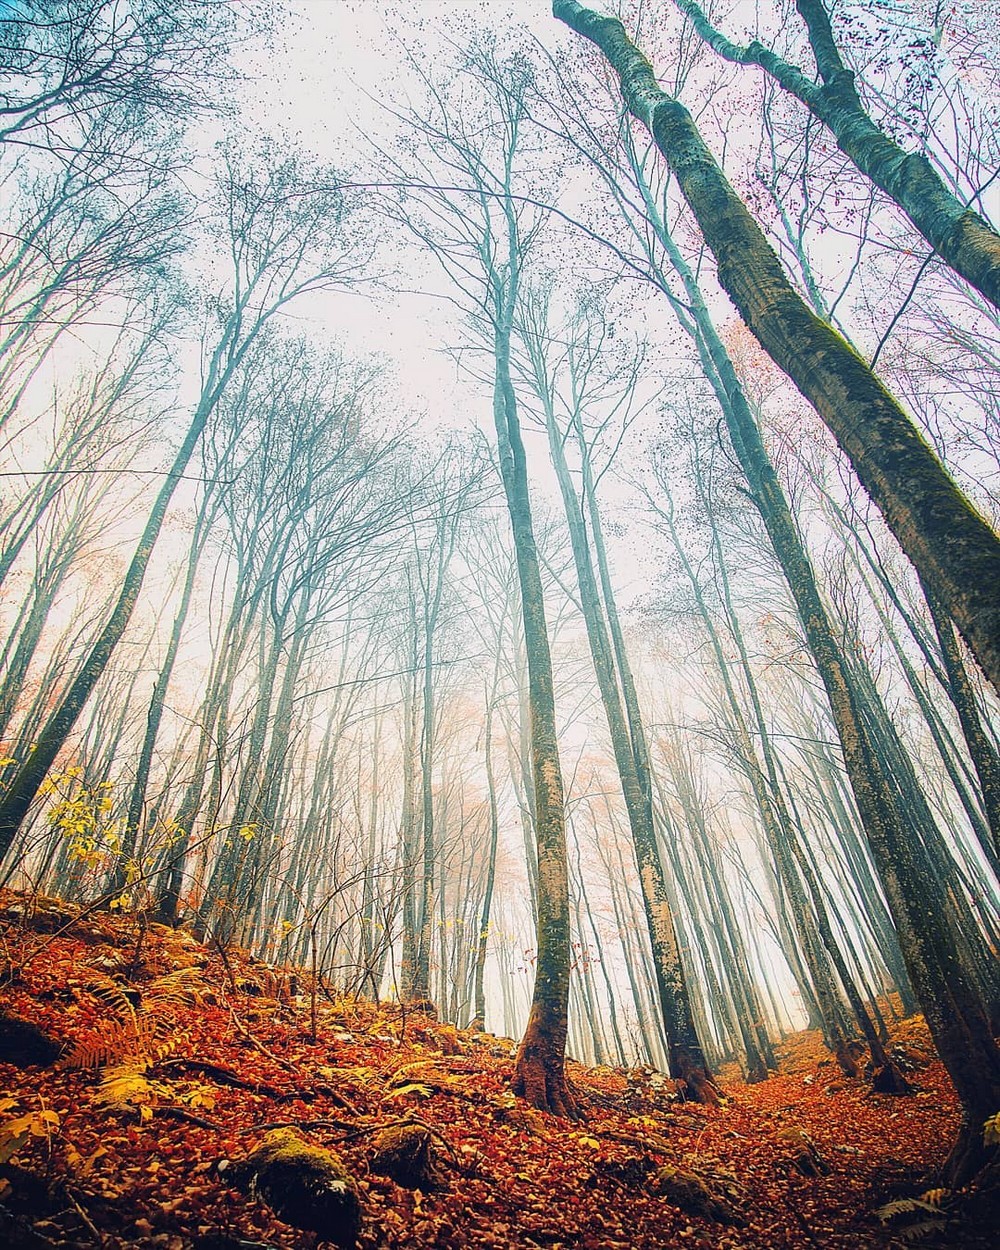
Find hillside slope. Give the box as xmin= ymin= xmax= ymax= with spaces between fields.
xmin=0 ymin=893 xmax=986 ymax=1249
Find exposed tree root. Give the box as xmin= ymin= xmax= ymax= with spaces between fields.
xmin=512 ymin=1037 xmax=580 ymax=1120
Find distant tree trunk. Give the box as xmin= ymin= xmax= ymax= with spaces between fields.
xmin=529 ymin=330 xmax=717 ymax=1101
xmin=705 ymin=507 xmax=904 ymax=1087
xmin=398 ymin=599 xmax=421 ymax=998
xmin=411 ymin=508 xmax=459 ymax=1005
xmin=554 ymin=0 xmax=1000 ymax=696
xmin=656 ymin=754 xmax=773 ymax=1080
xmin=472 ymin=679 xmax=501 ymax=1031
xmin=923 ymin=580 xmax=1000 ymax=859
xmin=111 ymin=493 xmax=215 ymax=896
xmin=494 ymin=319 xmax=577 ymax=1116
xmin=658 ymin=491 xmax=857 ymax=1070
xmin=0 ymin=396 xmax=214 ymax=865
xmin=794 ymin=718 xmax=920 ymax=1018
xmin=687 ymin=285 xmax=1000 ymax=1180
xmin=600 ymin=833 xmax=662 ymax=1066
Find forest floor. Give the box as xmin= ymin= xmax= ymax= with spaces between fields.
xmin=0 ymin=891 xmax=993 ymax=1250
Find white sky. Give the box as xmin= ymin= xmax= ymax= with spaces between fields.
xmin=241 ymin=3 xmax=561 ymax=394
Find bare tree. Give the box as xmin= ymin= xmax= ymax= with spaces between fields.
xmin=553 ymin=0 xmax=1000 ymax=695
xmin=0 ymin=143 xmax=365 ymax=866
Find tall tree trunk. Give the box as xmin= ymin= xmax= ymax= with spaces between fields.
xmin=472 ymin=680 xmax=501 ymax=1031
xmin=533 ymin=353 xmax=716 ymax=1100
xmin=554 ymin=0 xmax=1000 ymax=695
xmin=494 ymin=317 xmax=577 ymax=1116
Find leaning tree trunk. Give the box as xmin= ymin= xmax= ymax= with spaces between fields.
xmin=0 ymin=400 xmax=213 ymax=866
xmin=709 ymin=313 xmax=1000 ymax=1180
xmin=672 ymin=0 xmax=1000 ymax=310
xmin=553 ymin=0 xmax=1000 ymax=697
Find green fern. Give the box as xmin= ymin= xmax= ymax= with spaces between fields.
xmin=983 ymin=1111 xmax=1000 ymax=1146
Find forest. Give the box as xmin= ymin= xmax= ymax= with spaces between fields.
xmin=0 ymin=1 xmax=998 ymax=1247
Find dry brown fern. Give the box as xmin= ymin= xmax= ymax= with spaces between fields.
xmin=57 ymin=967 xmax=194 ymax=1072
xmin=146 ymin=964 xmax=214 ymax=1008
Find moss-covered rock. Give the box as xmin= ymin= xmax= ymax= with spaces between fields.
xmin=651 ymin=1164 xmax=746 ymax=1226
xmin=0 ymin=1014 xmax=61 ymax=1068
xmin=227 ymin=1128 xmax=360 ymax=1247
xmin=369 ymin=1124 xmax=439 ymax=1190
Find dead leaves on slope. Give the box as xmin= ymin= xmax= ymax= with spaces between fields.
xmin=0 ymin=898 xmax=977 ymax=1250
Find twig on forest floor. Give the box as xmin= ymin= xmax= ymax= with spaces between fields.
xmin=162 ymin=1057 xmax=359 ymax=1113
xmin=67 ymin=1187 xmax=106 ymax=1247
xmin=163 ymin=1057 xmax=289 ymax=1100
xmin=154 ymin=1104 xmax=223 ymax=1131
xmin=227 ymin=1003 xmax=295 ymax=1072
xmin=590 ymin=1126 xmax=673 ymax=1154
xmin=338 ymin=1116 xmax=461 ymax=1163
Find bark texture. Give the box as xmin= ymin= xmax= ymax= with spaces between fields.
xmin=552 ymin=0 xmax=1000 ymax=696
xmin=672 ymin=0 xmax=1000 ymax=310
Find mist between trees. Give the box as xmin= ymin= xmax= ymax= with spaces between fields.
xmin=0 ymin=0 xmax=998 ymax=1187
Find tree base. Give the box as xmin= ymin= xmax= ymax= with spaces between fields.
xmin=679 ymin=1066 xmax=723 ymax=1106
xmin=512 ymin=1034 xmax=580 ymax=1119
xmin=833 ymin=1039 xmax=863 ymax=1078
xmin=672 ymin=1046 xmax=723 ymax=1105
xmin=870 ymin=1061 xmax=913 ymax=1095
xmin=942 ymin=1119 xmax=997 ymax=1189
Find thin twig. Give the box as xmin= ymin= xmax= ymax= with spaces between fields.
xmin=67 ymin=1188 xmax=106 ymax=1247
xmin=227 ymin=1004 xmax=295 ymax=1072
xmin=154 ymin=1105 xmax=222 ymax=1131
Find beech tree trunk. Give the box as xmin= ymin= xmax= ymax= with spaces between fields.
xmin=672 ymin=0 xmax=1000 ymax=310
xmin=553 ymin=0 xmax=1000 ymax=696
xmin=527 ymin=327 xmax=717 ymax=1100
xmin=494 ymin=323 xmax=577 ymax=1115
